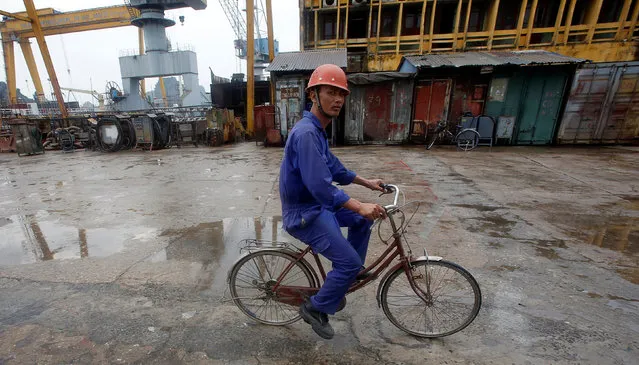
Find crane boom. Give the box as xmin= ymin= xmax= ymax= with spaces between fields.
xmin=218 ymin=0 xmax=247 ymax=44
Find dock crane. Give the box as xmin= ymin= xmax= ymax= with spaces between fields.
xmin=60 ymin=87 xmax=105 ymax=110
xmin=217 ymin=0 xmax=276 ymax=135
xmin=0 ymin=2 xmax=141 ymax=118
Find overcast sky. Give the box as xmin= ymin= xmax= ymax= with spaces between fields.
xmin=1 ymin=0 xmax=300 ymax=104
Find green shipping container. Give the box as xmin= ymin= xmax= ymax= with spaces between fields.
xmin=485 ymin=68 xmax=569 ymax=145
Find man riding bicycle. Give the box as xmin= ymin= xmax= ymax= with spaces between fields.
xmin=279 ymin=64 xmax=387 ymax=339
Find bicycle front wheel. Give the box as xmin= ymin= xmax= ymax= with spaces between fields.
xmin=229 ymin=250 xmax=318 ymax=325
xmin=380 ymin=260 xmax=481 ymax=338
xmin=456 ymin=129 xmax=480 ymax=151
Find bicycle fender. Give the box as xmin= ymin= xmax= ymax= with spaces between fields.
xmin=225 ymin=248 xmax=319 ymax=286
xmin=374 ymin=257 xmax=443 ymax=307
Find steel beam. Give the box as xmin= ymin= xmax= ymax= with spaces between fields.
xmin=2 ymin=38 xmax=16 ymax=104
xmin=487 ymin=0 xmax=501 ymax=50
xmin=266 ymin=0 xmax=275 ymax=105
xmin=23 ymin=0 xmax=67 ymax=118
xmin=247 ymin=0 xmax=255 ymax=135
xmin=0 ymin=9 xmax=32 ymax=23
xmin=18 ymin=39 xmax=44 ymax=102
xmin=525 ymin=0 xmax=539 ymax=47
xmin=0 ymin=5 xmax=136 ymax=38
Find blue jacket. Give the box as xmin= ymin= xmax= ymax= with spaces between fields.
xmin=279 ymin=111 xmax=356 ymax=231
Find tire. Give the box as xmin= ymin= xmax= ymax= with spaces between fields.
xmin=426 ymin=132 xmax=438 ymax=150
xmin=228 ymin=250 xmax=318 ymax=325
xmin=456 ymin=129 xmax=480 ymax=151
xmin=380 ymin=260 xmax=481 ymax=338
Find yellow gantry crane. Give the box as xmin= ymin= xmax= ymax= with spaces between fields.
xmin=0 ymin=2 xmax=140 ymax=118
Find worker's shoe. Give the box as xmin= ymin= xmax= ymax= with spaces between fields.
xmin=355 ymin=266 xmax=374 ymax=281
xmin=299 ymin=300 xmax=334 ymax=340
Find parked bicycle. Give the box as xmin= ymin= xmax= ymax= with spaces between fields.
xmin=426 ymin=120 xmax=480 ymax=151
xmin=227 ymin=184 xmax=482 ymax=338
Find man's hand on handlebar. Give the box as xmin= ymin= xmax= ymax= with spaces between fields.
xmin=357 ymin=202 xmax=387 ymax=221
xmin=365 ymin=179 xmax=385 ymax=192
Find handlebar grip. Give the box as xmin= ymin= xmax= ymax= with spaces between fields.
xmin=379 ymin=183 xmax=394 ymax=193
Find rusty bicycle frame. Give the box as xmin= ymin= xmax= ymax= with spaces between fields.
xmin=266 ymin=184 xmax=432 ymax=308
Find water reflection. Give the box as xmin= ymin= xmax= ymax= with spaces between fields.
xmin=586 ymin=218 xmax=638 ymax=255
xmin=152 ymin=216 xmax=288 ymax=292
xmin=0 ymin=212 xmax=155 ymax=266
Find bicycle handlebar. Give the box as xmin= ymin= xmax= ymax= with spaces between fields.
xmin=379 ymin=183 xmax=400 ymax=210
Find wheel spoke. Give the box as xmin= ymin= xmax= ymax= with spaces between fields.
xmin=380 ymin=262 xmax=480 ymax=337
xmin=229 ymin=251 xmax=315 ymax=325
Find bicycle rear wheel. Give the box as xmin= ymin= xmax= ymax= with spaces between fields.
xmin=380 ymin=260 xmax=481 ymax=338
xmin=456 ymin=129 xmax=480 ymax=151
xmin=228 ymin=250 xmax=318 ymax=325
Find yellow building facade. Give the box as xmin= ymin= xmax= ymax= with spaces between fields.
xmin=301 ymin=0 xmax=639 ymax=71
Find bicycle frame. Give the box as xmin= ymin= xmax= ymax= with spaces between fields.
xmin=269 ymin=185 xmax=431 ymax=307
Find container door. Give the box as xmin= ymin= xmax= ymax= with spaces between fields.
xmin=600 ymin=65 xmax=639 ymax=143
xmin=558 ymin=65 xmax=614 ymax=143
xmin=413 ymin=79 xmax=452 ymax=128
xmin=363 ymin=84 xmax=393 ymax=142
xmin=516 ymin=73 xmax=567 ymax=145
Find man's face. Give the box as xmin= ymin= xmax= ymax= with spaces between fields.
xmin=315 ymin=85 xmax=347 ymax=117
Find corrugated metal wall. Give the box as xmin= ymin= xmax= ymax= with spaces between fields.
xmin=345 ymin=78 xmax=414 ymax=144
xmin=558 ymin=62 xmax=639 ymax=144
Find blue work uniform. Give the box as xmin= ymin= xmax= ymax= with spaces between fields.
xmin=279 ymin=111 xmax=372 ymax=315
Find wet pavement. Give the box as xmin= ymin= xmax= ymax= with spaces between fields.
xmin=0 ymin=143 xmax=637 ymax=364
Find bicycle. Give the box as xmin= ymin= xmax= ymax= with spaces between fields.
xmin=227 ymin=184 xmax=482 ymax=338
xmin=426 ymin=120 xmax=480 ymax=151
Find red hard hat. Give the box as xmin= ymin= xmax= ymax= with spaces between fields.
xmin=306 ymin=64 xmax=349 ymax=95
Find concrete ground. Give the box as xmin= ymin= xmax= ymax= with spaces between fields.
xmin=0 ymin=143 xmax=637 ymax=365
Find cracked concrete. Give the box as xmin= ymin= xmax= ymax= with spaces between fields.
xmin=0 ymin=143 xmax=638 ymax=364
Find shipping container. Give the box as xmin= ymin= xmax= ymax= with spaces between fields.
xmin=485 ymin=67 xmax=570 ymax=145
xmin=558 ymin=62 xmax=639 ymax=144
xmin=275 ymin=76 xmax=307 ymax=139
xmin=345 ymin=73 xmax=414 ymax=144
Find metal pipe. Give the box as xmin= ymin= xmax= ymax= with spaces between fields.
xmin=139 ymin=27 xmax=146 ymax=97
xmin=247 ymin=0 xmax=255 ymax=135
xmin=266 ymin=0 xmax=275 ymax=105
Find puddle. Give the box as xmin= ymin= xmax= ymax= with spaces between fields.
xmin=535 ymin=246 xmax=560 ymax=260
xmin=551 ymin=213 xmax=638 ymax=256
xmin=452 ymin=204 xmax=500 ymax=212
xmin=151 ymin=216 xmax=290 ymax=292
xmin=0 ymin=211 xmax=156 ymax=266
xmin=617 ymin=268 xmax=639 ymax=285
xmin=489 ymin=265 xmax=520 ymax=272
xmin=463 ymin=214 xmax=517 ymax=237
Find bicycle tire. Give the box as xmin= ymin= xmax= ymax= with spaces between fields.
xmin=380 ymin=260 xmax=481 ymax=338
xmin=228 ymin=250 xmax=318 ymax=325
xmin=426 ymin=132 xmax=438 ymax=150
xmin=456 ymin=129 xmax=480 ymax=151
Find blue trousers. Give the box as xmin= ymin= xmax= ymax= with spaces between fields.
xmin=287 ymin=208 xmax=372 ymax=315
